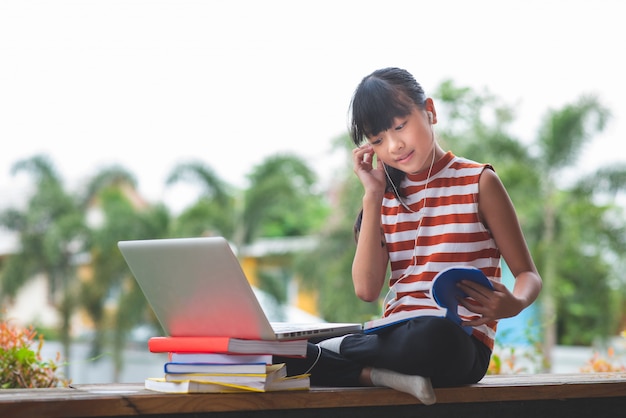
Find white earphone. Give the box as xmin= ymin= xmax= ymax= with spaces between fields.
xmin=427 ymin=111 xmax=433 ymax=124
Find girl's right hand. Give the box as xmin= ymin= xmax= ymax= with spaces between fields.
xmin=351 ymin=144 xmax=390 ymax=301
xmin=352 ymin=144 xmax=387 ymax=196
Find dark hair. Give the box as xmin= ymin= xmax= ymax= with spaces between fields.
xmin=349 ymin=67 xmax=427 ymax=196
xmin=349 ymin=67 xmax=427 ymax=146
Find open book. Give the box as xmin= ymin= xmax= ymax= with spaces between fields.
xmin=363 ymin=266 xmax=494 ymax=334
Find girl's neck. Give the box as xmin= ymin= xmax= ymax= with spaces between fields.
xmin=408 ymin=145 xmax=445 ymax=174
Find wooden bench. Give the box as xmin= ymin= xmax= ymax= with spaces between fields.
xmin=1 ymin=372 xmax=625 ymax=418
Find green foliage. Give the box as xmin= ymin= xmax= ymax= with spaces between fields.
xmin=167 ymin=161 xmax=231 ymax=206
xmin=295 ymin=225 xmax=381 ymax=323
xmin=167 ymin=161 xmax=237 ymax=239
xmin=173 ymin=198 xmax=236 ymax=239
xmin=293 ymin=134 xmax=381 ymax=323
xmin=537 ymin=95 xmax=610 ymax=169
xmin=243 ymin=154 xmax=328 ymax=243
xmin=167 ymin=155 xmax=329 ymax=245
xmin=530 ymin=94 xmax=622 ymax=354
xmin=256 ymin=268 xmax=290 ymax=307
xmin=555 ymin=197 xmax=617 ymax=345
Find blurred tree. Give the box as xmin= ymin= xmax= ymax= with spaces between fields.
xmin=532 ymin=97 xmax=626 ymax=364
xmin=166 ymin=161 xmax=236 ymax=239
xmin=295 ymin=135 xmax=382 ymax=323
xmin=0 ymin=155 xmax=87 ymax=376
xmin=80 ymin=165 xmax=170 ymax=380
xmin=552 ymin=192 xmax=623 ymax=346
xmin=242 ymin=154 xmax=328 ymax=245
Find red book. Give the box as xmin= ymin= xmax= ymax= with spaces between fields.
xmin=148 ymin=336 xmax=307 ymax=357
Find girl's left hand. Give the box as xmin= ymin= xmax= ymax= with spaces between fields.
xmin=456 ymin=279 xmax=524 ymax=327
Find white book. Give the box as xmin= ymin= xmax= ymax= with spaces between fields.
xmin=169 ymin=352 xmax=272 ymax=365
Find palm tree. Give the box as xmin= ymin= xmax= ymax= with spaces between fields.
xmin=80 ymin=165 xmax=170 ymax=380
xmin=0 ymin=155 xmax=87 ymax=376
xmin=242 ymin=154 xmax=327 ymax=245
xmin=166 ymin=161 xmax=237 ymax=239
xmin=533 ymin=96 xmax=626 ymax=367
xmin=79 ymin=168 xmax=139 ymax=339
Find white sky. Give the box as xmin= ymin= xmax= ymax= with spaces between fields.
xmin=1 ymin=0 xmax=625 ymax=214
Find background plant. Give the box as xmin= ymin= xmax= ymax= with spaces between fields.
xmin=580 ymin=347 xmax=626 ymax=373
xmin=0 ymin=315 xmax=69 ymax=388
xmin=580 ymin=331 xmax=626 ymax=373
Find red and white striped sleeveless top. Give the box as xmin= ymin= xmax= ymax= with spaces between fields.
xmin=381 ymin=151 xmax=501 ymax=349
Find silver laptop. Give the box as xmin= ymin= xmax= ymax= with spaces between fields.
xmin=118 ymin=236 xmax=362 ymax=340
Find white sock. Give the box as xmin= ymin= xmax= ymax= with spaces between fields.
xmin=370 ymin=368 xmax=436 ymax=405
xmin=316 ymin=334 xmax=349 ymax=354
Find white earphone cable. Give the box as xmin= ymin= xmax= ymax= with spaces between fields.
xmin=382 ymin=121 xmax=437 ymax=310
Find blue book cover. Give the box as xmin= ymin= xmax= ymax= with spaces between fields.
xmin=431 ymin=266 xmax=493 ymax=334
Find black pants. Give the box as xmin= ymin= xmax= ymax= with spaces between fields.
xmin=275 ymin=316 xmax=492 ymax=388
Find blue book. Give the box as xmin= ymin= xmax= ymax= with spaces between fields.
xmin=431 ymin=266 xmax=494 ymax=334
xmin=163 ymin=362 xmax=268 ymax=374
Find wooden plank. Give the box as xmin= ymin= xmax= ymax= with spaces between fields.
xmin=436 ymin=372 xmax=626 ymax=403
xmin=0 ymin=373 xmax=625 ymax=418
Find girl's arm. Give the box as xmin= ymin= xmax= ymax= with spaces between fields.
xmin=459 ymin=168 xmax=543 ymax=326
xmin=351 ymin=145 xmax=389 ymax=302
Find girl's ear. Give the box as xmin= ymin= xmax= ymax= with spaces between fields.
xmin=424 ymin=98 xmax=437 ymax=124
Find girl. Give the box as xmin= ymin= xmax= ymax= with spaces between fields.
xmin=278 ymin=67 xmax=542 ymax=405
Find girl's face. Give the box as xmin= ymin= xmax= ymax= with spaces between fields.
xmin=366 ymin=106 xmax=435 ymax=174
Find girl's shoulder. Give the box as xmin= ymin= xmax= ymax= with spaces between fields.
xmin=440 ymin=153 xmax=493 ymax=181
xmin=449 ymin=153 xmax=492 ymax=170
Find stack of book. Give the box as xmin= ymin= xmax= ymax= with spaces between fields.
xmin=144 ymin=336 xmax=311 ymax=393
